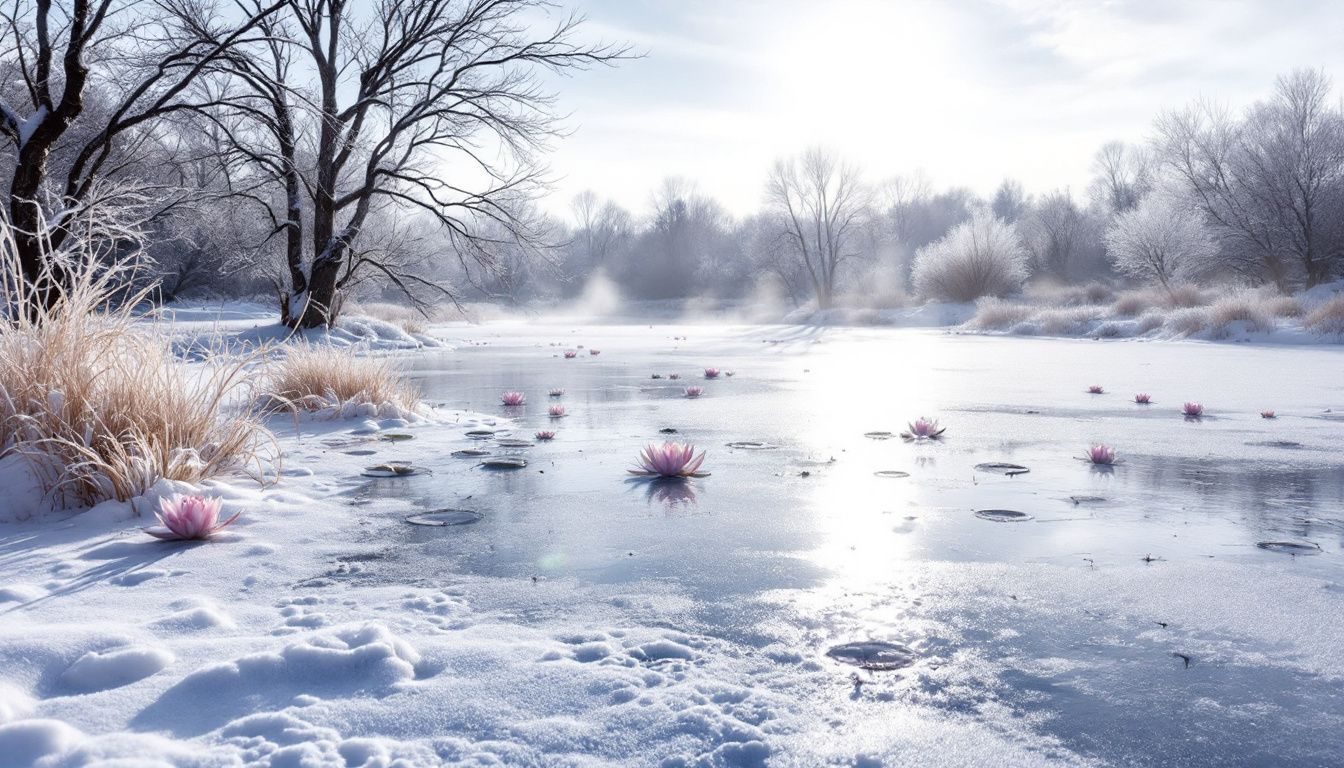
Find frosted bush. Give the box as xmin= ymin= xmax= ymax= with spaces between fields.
xmin=969 ymin=299 xmax=1033 ymax=329
xmin=1304 ymin=295 xmax=1344 ymax=335
xmin=1165 ymin=307 xmax=1211 ymax=336
xmin=912 ymin=210 xmax=1027 ymax=302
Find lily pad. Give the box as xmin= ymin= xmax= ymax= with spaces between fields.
xmin=406 ymin=509 xmax=483 ymax=526
xmin=1069 ymin=495 xmax=1108 ymax=505
xmin=864 ymin=431 xmax=893 ymax=440
xmin=873 ymin=470 xmax=911 ymax=479
xmin=465 ymin=430 xmax=495 ymax=439
xmin=343 ymin=449 xmax=377 ymax=456
xmin=726 ymin=440 xmax=777 ymax=450
xmin=974 ymin=462 xmax=1030 ymax=476
xmin=974 ymin=509 xmax=1033 ymax=522
xmin=825 ymin=641 xmax=917 ymax=671
xmin=451 ymin=448 xmax=491 ymax=458
xmin=362 ymin=463 xmax=422 ymax=478
xmin=480 ymin=457 xmax=528 ymax=470
xmin=1256 ymin=540 xmax=1321 ymax=555
xmin=1245 ymin=440 xmax=1304 ymax=449
xmin=658 ymin=427 xmax=678 ymax=434
xmin=495 ymin=438 xmax=534 ymax=448
xmin=380 ymin=433 xmax=414 ymax=442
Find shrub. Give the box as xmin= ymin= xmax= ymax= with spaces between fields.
xmin=1037 ymin=306 xmax=1101 ymax=336
xmin=1304 ymin=295 xmax=1344 ymax=335
xmin=1261 ymin=295 xmax=1304 ymax=318
xmin=0 ymin=228 xmax=272 ymax=509
xmin=1208 ymin=293 xmax=1272 ymax=333
xmin=1163 ymin=284 xmax=1209 ymax=308
xmin=264 ymin=344 xmax=420 ymax=417
xmin=1165 ymin=307 xmax=1211 ymax=336
xmin=912 ymin=210 xmax=1028 ymax=302
xmin=969 ymin=299 xmax=1034 ymax=329
xmin=1136 ymin=311 xmax=1166 ymax=334
xmin=1111 ymin=288 xmax=1158 ymax=316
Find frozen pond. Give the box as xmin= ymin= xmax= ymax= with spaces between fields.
xmin=4 ymin=322 xmax=1344 ymax=766
xmin=381 ymin=324 xmax=1344 ymax=765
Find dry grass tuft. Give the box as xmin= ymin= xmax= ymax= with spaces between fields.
xmin=264 ymin=344 xmax=420 ymax=417
xmin=346 ymin=301 xmax=432 ymax=336
xmin=1163 ymin=284 xmax=1209 ymax=308
xmin=1304 ymin=294 xmax=1344 ymax=336
xmin=1136 ymin=311 xmax=1166 ymax=334
xmin=1165 ymin=307 xmax=1211 ymax=336
xmin=1208 ymin=293 xmax=1273 ymax=333
xmin=0 ymin=225 xmax=272 ymax=509
xmin=1261 ymin=294 xmax=1305 ymax=318
xmin=1111 ymin=289 xmax=1158 ymax=316
xmin=969 ymin=299 xmax=1034 ymax=330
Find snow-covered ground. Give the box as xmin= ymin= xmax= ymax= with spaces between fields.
xmin=3 ymin=318 xmax=1344 ymax=766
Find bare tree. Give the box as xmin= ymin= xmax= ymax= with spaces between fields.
xmin=0 ymin=0 xmax=284 ymax=315
xmin=213 ymin=0 xmax=627 ymax=328
xmin=1088 ymin=141 xmax=1152 ymax=216
xmin=1104 ymin=192 xmax=1217 ymax=292
xmin=990 ymin=178 xmax=1030 ymax=223
xmin=765 ymin=147 xmax=870 ymax=309
xmin=1156 ymin=70 xmax=1344 ymax=289
xmin=1019 ymin=189 xmax=1087 ymax=280
xmin=570 ymin=189 xmax=630 ymax=272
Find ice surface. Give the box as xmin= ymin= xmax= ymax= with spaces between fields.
xmin=1 ymin=322 xmax=1342 ymax=766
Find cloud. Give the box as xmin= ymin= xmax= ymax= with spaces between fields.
xmin=547 ymin=0 xmax=1344 ymax=218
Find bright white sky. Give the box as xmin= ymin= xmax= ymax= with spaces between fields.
xmin=540 ymin=0 xmax=1344 ymax=219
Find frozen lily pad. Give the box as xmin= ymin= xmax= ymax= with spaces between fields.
xmin=825 ymin=641 xmax=917 ymax=671
xmin=343 ymin=449 xmax=377 ymax=456
xmin=1069 ymin=495 xmax=1108 ymax=505
xmin=659 ymin=427 xmax=678 ymax=434
xmin=451 ymin=448 xmax=490 ymax=458
xmin=406 ymin=509 xmax=483 ymax=526
xmin=465 ymin=430 xmax=495 ymax=439
xmin=974 ymin=509 xmax=1033 ymax=522
xmin=974 ymin=462 xmax=1030 ymax=476
xmin=1245 ymin=440 xmax=1304 ymax=449
xmin=480 ymin=457 xmax=528 ymax=470
xmin=864 ymin=431 xmax=893 ymax=440
xmin=495 ymin=438 xmax=534 ymax=448
xmin=362 ymin=463 xmax=422 ymax=478
xmin=1256 ymin=541 xmax=1321 ymax=555
xmin=873 ymin=470 xmax=911 ymax=479
xmin=726 ymin=441 xmax=777 ymax=450
xmin=380 ymin=433 xmax=414 ymax=442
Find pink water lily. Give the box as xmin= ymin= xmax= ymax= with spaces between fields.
xmin=145 ymin=495 xmax=239 ymax=541
xmin=535 ymin=430 xmax=556 ymax=441
xmin=683 ymin=386 xmax=704 ymax=398
xmin=563 ymin=350 xmax=578 ymax=359
xmin=629 ymin=442 xmax=708 ymax=478
xmin=1261 ymin=410 xmax=1276 ymax=419
xmin=548 ymin=388 xmax=565 ymax=397
xmin=1087 ymin=385 xmax=1104 ymax=394
xmin=1083 ymin=444 xmax=1117 ymax=465
xmin=901 ymin=417 xmax=945 ymax=440
xmin=704 ymin=368 xmax=721 ymax=379
xmin=501 ymin=391 xmax=526 ymax=406
xmin=1182 ymin=402 xmax=1204 ymax=417
xmin=1134 ymin=393 xmax=1151 ymax=404
xmin=548 ymin=404 xmax=566 ymax=417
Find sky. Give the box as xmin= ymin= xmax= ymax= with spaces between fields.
xmin=537 ymin=0 xmax=1344 ymax=220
